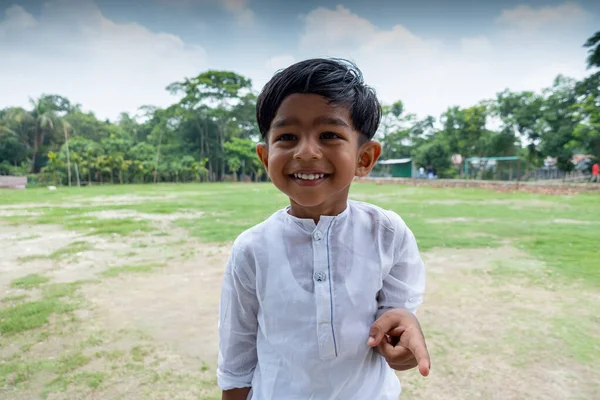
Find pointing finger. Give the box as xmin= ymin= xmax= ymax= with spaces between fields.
xmin=401 ymin=327 xmax=431 ymax=376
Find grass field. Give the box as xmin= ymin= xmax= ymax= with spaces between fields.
xmin=1 ymin=182 xmax=599 ymax=399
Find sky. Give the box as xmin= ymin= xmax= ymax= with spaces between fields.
xmin=1 ymin=0 xmax=599 ymax=122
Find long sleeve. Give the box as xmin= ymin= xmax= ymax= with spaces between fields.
xmin=217 ymin=245 xmax=259 ymax=390
xmin=376 ymin=216 xmax=426 ymax=318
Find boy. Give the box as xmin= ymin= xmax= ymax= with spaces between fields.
xmin=218 ymin=58 xmax=429 ymax=400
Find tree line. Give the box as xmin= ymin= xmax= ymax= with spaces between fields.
xmin=0 ymin=31 xmax=598 ymax=184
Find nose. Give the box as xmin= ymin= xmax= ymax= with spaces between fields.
xmin=294 ymin=136 xmax=321 ymax=160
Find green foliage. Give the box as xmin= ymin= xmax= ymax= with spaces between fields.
xmin=1 ymin=31 xmax=600 ymax=180
xmin=584 ymin=30 xmax=600 ymax=69
xmin=412 ymin=135 xmax=454 ymax=178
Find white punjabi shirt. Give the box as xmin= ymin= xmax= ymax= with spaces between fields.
xmin=217 ymin=200 xmax=426 ymax=399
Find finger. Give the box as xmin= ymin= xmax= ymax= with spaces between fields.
xmin=368 ymin=312 xmax=402 ymax=347
xmin=383 ymin=345 xmax=413 ymax=362
xmin=387 ymin=359 xmax=419 ymax=371
xmin=378 ymin=336 xmax=413 ymax=360
xmin=376 ymin=335 xmax=394 ymax=356
xmin=403 ymin=330 xmax=431 ymax=377
xmin=387 ymin=326 xmax=407 ymax=338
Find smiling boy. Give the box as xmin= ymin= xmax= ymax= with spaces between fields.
xmin=217 ymin=58 xmax=429 ymax=400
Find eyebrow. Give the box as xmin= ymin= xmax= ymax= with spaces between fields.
xmin=271 ymin=116 xmax=350 ymax=129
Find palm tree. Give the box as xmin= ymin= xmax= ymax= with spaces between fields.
xmin=61 ymin=121 xmax=74 ymax=186
xmin=584 ymin=30 xmax=600 ymax=69
xmin=4 ymin=96 xmax=71 ymax=174
xmin=0 ymin=108 xmax=26 ymax=141
xmin=28 ymin=97 xmax=59 ymax=173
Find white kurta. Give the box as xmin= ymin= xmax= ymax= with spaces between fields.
xmin=217 ymin=200 xmax=426 ymax=399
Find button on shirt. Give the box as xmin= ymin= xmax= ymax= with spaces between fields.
xmin=217 ymin=200 xmax=426 ymax=399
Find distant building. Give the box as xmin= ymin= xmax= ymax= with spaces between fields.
xmin=378 ymin=158 xmax=414 ymax=178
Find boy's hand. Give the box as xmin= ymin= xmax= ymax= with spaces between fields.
xmin=367 ymin=309 xmax=430 ymax=377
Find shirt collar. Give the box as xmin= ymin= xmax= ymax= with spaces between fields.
xmin=283 ymin=201 xmax=351 ymax=232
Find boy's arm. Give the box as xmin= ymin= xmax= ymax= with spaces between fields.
xmin=376 ymin=219 xmax=425 ymax=317
xmin=368 ymin=216 xmax=430 ymax=375
xmin=217 ymin=246 xmax=258 ymax=397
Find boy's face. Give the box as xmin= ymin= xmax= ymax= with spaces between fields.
xmin=256 ymin=93 xmax=381 ymax=216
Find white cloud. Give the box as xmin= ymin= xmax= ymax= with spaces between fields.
xmin=496 ymin=2 xmax=589 ymax=31
xmin=265 ymin=55 xmax=296 ymax=73
xmin=0 ymin=0 xmax=207 ymax=121
xmin=263 ymin=4 xmax=590 ymax=121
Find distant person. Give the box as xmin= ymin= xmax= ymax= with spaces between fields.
xmin=418 ymin=166 xmax=425 ymax=178
xmin=217 ymin=58 xmax=430 ymax=400
xmin=427 ymin=165 xmax=434 ymax=179
xmin=592 ymin=162 xmax=600 ymax=183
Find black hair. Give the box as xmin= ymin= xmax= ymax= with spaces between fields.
xmin=256 ymin=58 xmax=382 ymax=142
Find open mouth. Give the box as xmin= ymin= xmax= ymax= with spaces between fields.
xmin=291 ymin=173 xmax=328 ymax=180
xmin=289 ymin=172 xmax=331 ymax=185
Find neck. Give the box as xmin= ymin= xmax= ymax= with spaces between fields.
xmin=288 ymin=197 xmax=349 ymax=224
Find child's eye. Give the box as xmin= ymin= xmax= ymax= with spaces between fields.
xmin=275 ymin=134 xmax=296 ymax=142
xmin=320 ymin=132 xmax=341 ymax=140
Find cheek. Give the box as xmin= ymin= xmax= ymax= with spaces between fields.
xmin=334 ymin=153 xmax=359 ymax=172
xmin=267 ymin=154 xmax=286 ymax=176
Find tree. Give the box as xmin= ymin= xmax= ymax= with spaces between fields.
xmin=3 ymin=95 xmax=72 ymax=173
xmin=377 ymin=100 xmax=416 ymax=160
xmin=412 ymin=135 xmax=453 ymax=178
xmin=584 ymin=30 xmax=600 ymax=69
xmin=167 ymin=70 xmax=253 ymax=181
xmin=492 ymin=90 xmax=545 ymax=163
xmin=440 ymin=105 xmax=490 ymax=157
xmin=538 ymin=76 xmax=580 ymax=172
xmin=41 ymin=151 xmax=64 ymax=185
xmin=572 ymin=31 xmax=600 ymax=159
xmin=223 ymin=137 xmax=262 ymax=181
xmin=62 ymin=121 xmax=74 ymax=186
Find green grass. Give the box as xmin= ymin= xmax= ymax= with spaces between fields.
xmin=131 ymin=345 xmax=150 ymax=362
xmin=0 ymin=299 xmax=75 ymax=335
xmin=549 ymin=315 xmax=600 ymax=363
xmin=1 ymin=182 xmax=598 ymax=399
xmin=101 ymin=263 xmax=166 ymax=277
xmin=0 ymin=280 xmax=84 ymax=335
xmin=11 ymin=274 xmax=50 ymax=289
xmin=1 ymin=294 xmax=29 ymax=303
xmin=50 ymin=241 xmax=94 ymax=260
xmin=2 ymin=182 xmax=599 ymax=287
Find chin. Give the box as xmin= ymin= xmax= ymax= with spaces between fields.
xmin=289 ymin=195 xmax=327 ymax=208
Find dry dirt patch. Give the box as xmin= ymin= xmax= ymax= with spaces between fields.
xmin=398 ymin=246 xmax=598 ymax=400
xmin=84 ymin=209 xmax=204 ymax=222
xmin=81 ymin=243 xmax=229 ymax=364
xmin=1 ymin=221 xmax=598 ymax=399
xmin=74 ymin=194 xmax=179 ymax=206
xmin=0 ymin=224 xmax=78 ymax=294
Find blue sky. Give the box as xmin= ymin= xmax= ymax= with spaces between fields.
xmin=1 ymin=0 xmax=599 ymax=121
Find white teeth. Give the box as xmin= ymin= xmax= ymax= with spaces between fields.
xmin=294 ymin=173 xmax=325 ymax=180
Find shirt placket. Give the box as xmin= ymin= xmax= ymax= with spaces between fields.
xmin=311 ymin=225 xmax=338 ymax=360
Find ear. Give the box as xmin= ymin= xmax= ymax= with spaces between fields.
xmin=256 ymin=143 xmax=269 ymax=172
xmin=355 ymin=140 xmax=382 ymax=177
